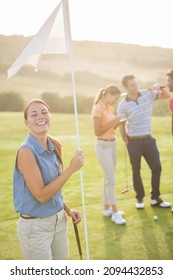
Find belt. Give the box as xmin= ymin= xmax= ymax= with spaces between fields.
xmin=97 ymin=138 xmax=115 ymax=141
xmin=20 ymin=209 xmax=63 ymax=219
xmin=128 ymin=135 xmax=151 ymax=140
xmin=20 ymin=213 xmax=37 ymax=219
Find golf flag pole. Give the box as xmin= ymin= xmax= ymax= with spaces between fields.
xmin=7 ymin=0 xmax=90 ymax=259
xmin=64 ymin=0 xmax=90 ymax=260
xmin=69 ymin=50 xmax=90 ymax=260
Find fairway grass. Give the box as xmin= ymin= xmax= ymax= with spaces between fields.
xmin=0 ymin=112 xmax=173 ymax=260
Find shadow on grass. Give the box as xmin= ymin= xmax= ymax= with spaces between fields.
xmin=138 ymin=209 xmax=160 ymax=259
xmin=103 ymin=217 xmax=127 ymax=260
xmin=151 ymin=207 xmax=173 ymax=259
xmin=138 ymin=207 xmax=173 ymax=260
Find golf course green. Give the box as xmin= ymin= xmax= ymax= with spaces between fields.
xmin=0 ymin=112 xmax=172 ymax=260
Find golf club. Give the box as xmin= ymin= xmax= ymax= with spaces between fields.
xmin=121 ymin=143 xmax=130 ymax=193
xmin=121 ymin=123 xmax=130 ymax=194
xmin=73 ymin=221 xmax=83 ymax=260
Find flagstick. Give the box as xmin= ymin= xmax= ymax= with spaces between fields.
xmin=69 ymin=51 xmax=90 ymax=260
xmin=65 ymin=0 xmax=89 ymax=260
xmin=7 ymin=0 xmax=90 ymax=259
xmin=61 ymin=0 xmax=89 ymax=259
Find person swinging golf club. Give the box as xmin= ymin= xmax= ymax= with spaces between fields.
xmin=92 ymin=85 xmax=126 ymax=225
xmin=118 ymin=75 xmax=171 ymax=209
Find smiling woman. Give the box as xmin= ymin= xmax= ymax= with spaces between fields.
xmin=23 ymin=99 xmax=51 ymax=138
xmin=13 ymin=98 xmax=85 ymax=260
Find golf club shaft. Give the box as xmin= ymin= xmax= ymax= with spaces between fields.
xmin=124 ymin=143 xmax=128 ymax=186
xmin=73 ymin=223 xmax=83 ymax=260
xmin=121 ymin=123 xmax=130 ymax=193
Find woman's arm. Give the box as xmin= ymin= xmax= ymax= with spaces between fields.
xmin=93 ymin=116 xmax=121 ymax=136
xmin=17 ymin=148 xmax=85 ymax=203
xmin=64 ymin=202 xmax=81 ymax=224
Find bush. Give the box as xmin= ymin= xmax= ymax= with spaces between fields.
xmin=0 ymin=90 xmax=170 ymax=115
xmin=41 ymin=92 xmax=61 ymax=112
xmin=0 ymin=92 xmax=24 ymax=111
xmin=41 ymin=92 xmax=93 ymax=114
xmin=153 ymin=99 xmax=170 ymax=116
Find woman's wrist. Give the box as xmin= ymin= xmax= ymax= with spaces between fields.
xmin=64 ymin=202 xmax=71 ymax=215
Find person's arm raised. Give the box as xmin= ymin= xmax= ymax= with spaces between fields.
xmin=153 ymin=83 xmax=171 ymax=99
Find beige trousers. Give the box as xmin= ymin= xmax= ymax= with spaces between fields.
xmin=95 ymin=140 xmax=117 ymax=205
xmin=16 ymin=209 xmax=68 ymax=260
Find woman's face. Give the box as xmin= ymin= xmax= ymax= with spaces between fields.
xmin=106 ymin=92 xmax=120 ymax=105
xmin=25 ymin=102 xmax=51 ymax=134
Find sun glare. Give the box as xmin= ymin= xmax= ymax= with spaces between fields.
xmin=0 ymin=0 xmax=173 ymax=48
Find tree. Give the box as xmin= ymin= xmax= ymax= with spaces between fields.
xmin=0 ymin=92 xmax=24 ymax=111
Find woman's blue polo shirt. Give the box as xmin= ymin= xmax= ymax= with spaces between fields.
xmin=13 ymin=133 xmax=63 ymax=218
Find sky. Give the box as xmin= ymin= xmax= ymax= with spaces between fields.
xmin=0 ymin=0 xmax=173 ymax=48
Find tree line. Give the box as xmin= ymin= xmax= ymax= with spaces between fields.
xmin=0 ymin=91 xmax=170 ymax=116
xmin=0 ymin=92 xmax=93 ymax=114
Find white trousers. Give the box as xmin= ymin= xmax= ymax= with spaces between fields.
xmin=16 ymin=209 xmax=68 ymax=260
xmin=95 ymin=140 xmax=117 ymax=205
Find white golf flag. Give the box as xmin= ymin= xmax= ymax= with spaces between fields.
xmin=7 ymin=0 xmax=72 ymax=79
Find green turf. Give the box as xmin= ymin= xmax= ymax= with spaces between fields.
xmin=0 ymin=112 xmax=173 ymax=260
